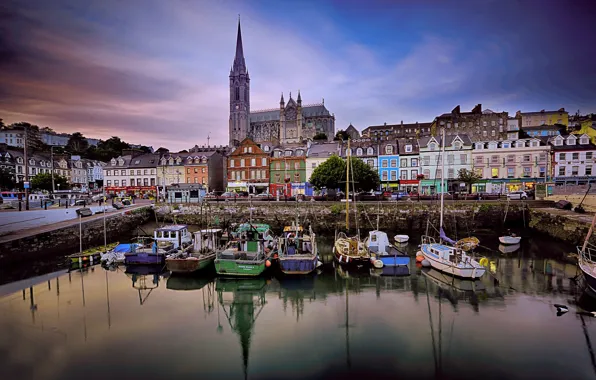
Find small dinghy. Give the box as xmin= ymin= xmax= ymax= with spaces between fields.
xmin=499 ymin=235 xmax=521 ymax=245
xmin=498 ymin=243 xmax=521 ymax=254
xmin=394 ymin=234 xmax=409 ymax=244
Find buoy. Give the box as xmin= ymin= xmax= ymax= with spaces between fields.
xmin=421 ymin=259 xmax=431 ymax=267
xmin=479 ymin=257 xmax=489 ymax=266
xmin=265 ymin=260 xmax=271 ymax=268
xmin=273 ymin=253 xmax=278 ymax=259
xmin=416 ymin=255 xmax=424 ymax=263
xmin=373 ymin=260 xmax=384 ymax=269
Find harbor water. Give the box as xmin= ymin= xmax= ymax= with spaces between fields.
xmin=1 ymin=230 xmax=596 ymax=380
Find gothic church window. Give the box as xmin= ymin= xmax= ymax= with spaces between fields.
xmin=235 ymin=87 xmax=240 ymax=101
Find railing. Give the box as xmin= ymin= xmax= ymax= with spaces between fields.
xmin=420 ymin=235 xmax=436 ymax=245
xmin=552 ymin=184 xmax=596 ymax=195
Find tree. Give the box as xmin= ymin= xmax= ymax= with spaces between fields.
xmin=309 ymin=155 xmax=380 ymax=192
xmin=313 ymin=133 xmax=328 ymax=141
xmin=0 ymin=167 xmax=15 ymax=190
xmin=31 ymin=173 xmax=70 ymax=192
xmin=85 ymin=136 xmax=130 ymax=161
xmin=155 ymin=147 xmax=170 ymax=154
xmin=66 ymin=132 xmax=89 ymax=154
xmin=139 ymin=145 xmax=153 ymax=153
xmin=333 ymin=130 xmax=350 ymax=141
xmin=10 ymin=122 xmax=47 ymax=152
xmin=457 ymin=168 xmax=482 ymax=193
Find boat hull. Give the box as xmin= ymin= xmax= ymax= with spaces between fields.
xmin=124 ymin=253 xmax=165 ymax=265
xmin=279 ymin=255 xmax=318 ymax=275
xmin=215 ymin=259 xmax=266 ymax=277
xmin=420 ymin=245 xmax=486 ymax=279
xmin=372 ymin=265 xmax=410 ymax=276
xmin=580 ymin=261 xmax=596 ymax=295
xmin=394 ymin=235 xmax=409 ymax=243
xmin=376 ymin=255 xmax=410 ymax=267
xmin=165 ymin=256 xmax=214 ymax=273
xmin=334 ymin=249 xmax=371 ymax=268
xmin=499 ymin=236 xmax=521 ymax=245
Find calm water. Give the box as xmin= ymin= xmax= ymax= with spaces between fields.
xmin=2 ymin=233 xmax=596 ymax=380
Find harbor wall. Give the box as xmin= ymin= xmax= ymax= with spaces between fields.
xmin=529 ymin=209 xmax=596 ymax=246
xmin=156 ymin=201 xmax=537 ymax=236
xmin=0 ymin=207 xmax=152 ymax=266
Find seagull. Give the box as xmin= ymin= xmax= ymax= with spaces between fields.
xmin=554 ymin=304 xmax=569 ymax=316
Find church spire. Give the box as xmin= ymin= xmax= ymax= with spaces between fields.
xmin=233 ymin=17 xmax=246 ymax=72
xmin=297 ymin=90 xmax=302 ymax=106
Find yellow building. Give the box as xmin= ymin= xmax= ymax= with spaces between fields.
xmin=570 ymin=119 xmax=596 ymax=144
xmin=516 ymin=108 xmax=568 ymax=128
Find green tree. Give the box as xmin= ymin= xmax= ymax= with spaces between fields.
xmin=85 ymin=136 xmax=130 ymax=161
xmin=66 ymin=132 xmax=89 ymax=154
xmin=457 ymin=168 xmax=482 ymax=193
xmin=309 ymin=155 xmax=380 ymax=192
xmin=313 ymin=132 xmax=328 ymax=141
xmin=155 ymin=147 xmax=170 ymax=154
xmin=0 ymin=167 xmax=16 ymax=190
xmin=333 ymin=130 xmax=349 ymax=141
xmin=31 ymin=173 xmax=70 ymax=192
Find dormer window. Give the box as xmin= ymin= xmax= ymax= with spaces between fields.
xmin=531 ymin=141 xmax=538 ymax=147
xmin=134 ymin=160 xmax=140 ymax=165
xmin=17 ymin=157 xmax=23 ymax=164
xmin=285 ymin=150 xmax=292 ymax=157
xmin=201 ymin=156 xmax=207 ymax=163
xmin=554 ymin=138 xmax=563 ymax=146
xmin=385 ymin=145 xmax=393 ymax=154
xmin=488 ymin=142 xmax=497 ymax=149
xmin=296 ymin=149 xmax=304 ymax=156
xmin=367 ymin=147 xmax=374 ymax=155
xmin=454 ymin=141 xmax=462 ymax=150
xmin=567 ymin=136 xmax=577 ymax=146
xmin=346 ymin=148 xmax=353 ymax=156
xmin=29 ymin=159 xmax=35 ymax=165
xmin=175 ymin=157 xmax=181 ymax=164
xmin=580 ymin=137 xmax=589 ymax=145
xmin=111 ymin=158 xmax=116 ymax=165
xmin=429 ymin=143 xmax=437 ymax=151
xmin=263 ymin=146 xmax=270 ymax=152
xmin=475 ymin=143 xmax=483 ymax=150
xmin=356 ymin=148 xmax=363 ymax=156
xmin=516 ymin=141 xmax=525 ymax=148
xmin=405 ymin=145 xmax=412 ymax=153
xmin=502 ymin=142 xmax=510 ymax=148
xmin=40 ymin=161 xmax=45 ymax=167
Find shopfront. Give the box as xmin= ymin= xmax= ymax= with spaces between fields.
xmin=105 ymin=186 xmax=157 ymax=197
xmin=227 ymin=181 xmax=248 ymax=193
xmin=398 ymin=179 xmax=420 ymax=193
xmin=471 ymin=180 xmax=489 ymax=194
xmin=247 ymin=182 xmax=269 ymax=194
xmin=420 ymin=179 xmax=447 ymax=195
xmin=487 ymin=179 xmax=542 ymax=194
xmin=291 ymin=182 xmax=306 ymax=195
xmin=270 ymin=183 xmax=291 ymax=197
xmin=382 ymin=182 xmax=400 ymax=191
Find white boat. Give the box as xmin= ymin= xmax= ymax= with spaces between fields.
xmin=578 ymin=213 xmax=596 ymax=296
xmin=499 ymin=235 xmax=521 ymax=245
xmin=417 ymin=129 xmax=485 ymax=280
xmin=394 ymin=234 xmax=409 ymax=243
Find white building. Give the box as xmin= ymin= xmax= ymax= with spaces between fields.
xmin=0 ymin=129 xmax=25 ymax=148
xmin=472 ymin=138 xmax=550 ymax=193
xmin=550 ymin=133 xmax=596 ymax=186
xmin=419 ymin=134 xmax=473 ymax=194
xmin=104 ymin=152 xmax=159 ymax=196
xmin=506 ymin=117 xmax=520 ymax=141
xmin=305 ymin=142 xmax=340 ymax=183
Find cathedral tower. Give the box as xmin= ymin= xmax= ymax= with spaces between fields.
xmin=229 ymin=18 xmax=250 ymax=147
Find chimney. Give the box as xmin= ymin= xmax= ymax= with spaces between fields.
xmin=471 ymin=104 xmax=482 ymax=114
xmin=452 ymin=105 xmax=461 ymax=114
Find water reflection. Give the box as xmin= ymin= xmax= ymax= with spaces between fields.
xmin=1 ymin=255 xmax=596 ymax=379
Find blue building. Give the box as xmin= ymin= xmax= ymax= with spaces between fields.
xmin=377 ymin=140 xmax=399 ymax=190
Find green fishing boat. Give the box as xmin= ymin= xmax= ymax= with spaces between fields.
xmin=68 ymin=242 xmax=119 ymax=264
xmin=214 ymin=223 xmax=277 ymax=277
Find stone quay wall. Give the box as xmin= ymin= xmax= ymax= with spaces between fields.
xmin=156 ymin=201 xmax=536 ymax=237
xmin=0 ymin=207 xmax=153 ymax=266
xmin=529 ymin=209 xmax=596 ymax=246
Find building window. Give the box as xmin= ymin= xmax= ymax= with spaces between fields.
xmin=507 ymin=168 xmax=515 ymax=178
xmin=423 ymin=156 xmax=430 ymax=166
xmin=106 ymin=180 xmax=111 ymax=186
xmin=251 ymin=158 xmax=256 ymax=166
xmin=491 ymin=130 xmax=496 ymax=137
xmin=572 ymin=153 xmax=579 ymax=160
xmin=491 ymin=168 xmax=499 ymax=178
xmin=114 ymin=180 xmax=119 ymax=186
xmin=382 ymin=160 xmax=388 ymax=168
xmin=230 ymin=160 xmax=235 ymax=168
xmin=405 ymin=145 xmax=412 ymax=153
xmin=400 ymin=159 xmax=407 ymax=167
xmin=558 ymin=153 xmax=566 ymax=161
xmin=122 ymin=180 xmax=127 ymax=186
xmin=294 ymin=173 xmax=300 ymax=182
xmin=559 ymin=166 xmax=566 ymax=176
xmin=382 ymin=172 xmax=388 ymax=181
xmin=539 ymin=167 xmax=546 ymax=177
xmin=491 ymin=155 xmax=499 ymax=164
xmin=192 ymin=168 xmax=196 ymax=173
xmin=356 ymin=148 xmax=363 ymax=156
xmin=311 ymin=163 xmax=316 ymax=168
xmin=202 ymin=167 xmax=205 ymax=173
xmin=475 ymin=156 xmax=484 ymax=165
xmin=460 ymin=154 xmax=466 ymax=165
xmin=410 ymin=158 xmax=418 ymax=167
xmin=385 ymin=145 xmax=393 ymax=155
xmin=523 ymin=167 xmax=531 ymax=177
xmin=137 ymin=170 xmax=141 ymax=175
xmin=448 ymin=168 xmax=454 ymax=179
xmin=240 ymin=159 xmax=245 ymax=167
xmin=143 ymin=169 xmax=148 ymax=175
xmin=121 ymin=170 xmax=126 ymax=175
xmin=447 ymin=154 xmax=454 ymax=164
xmin=483 ymin=131 xmax=487 ymax=137
xmin=436 ymin=169 xmax=442 ymax=178
xmin=131 ymin=177 xmax=135 ymax=185
xmin=587 ymin=166 xmax=593 ymax=176
xmin=523 ymin=155 xmax=531 ymax=162
xmin=367 ymin=147 xmax=374 ymax=155
xmin=262 ymin=158 xmax=267 ymax=166
xmin=423 ymin=169 xmax=430 ymax=178
xmin=275 ymin=162 xmax=281 ymax=170
xmin=572 ymin=166 xmax=579 ymax=176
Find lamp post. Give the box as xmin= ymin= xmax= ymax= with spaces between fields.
xmin=51 ymin=146 xmax=57 ymax=192
xmin=23 ymin=127 xmax=29 ymax=210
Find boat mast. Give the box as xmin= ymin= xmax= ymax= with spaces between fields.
xmin=582 ymin=212 xmax=596 ymax=253
xmin=345 ymin=139 xmax=350 ymax=230
xmin=439 ymin=128 xmax=446 ymax=232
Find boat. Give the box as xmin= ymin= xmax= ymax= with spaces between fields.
xmin=418 ymin=129 xmax=486 ymax=279
xmin=578 ymin=213 xmax=596 ymax=296
xmin=125 ymin=225 xmax=192 ymax=265
xmin=394 ymin=234 xmax=409 ymax=243
xmin=214 ymin=223 xmax=277 ymax=277
xmin=125 ymin=265 xmax=169 ymax=305
xmin=455 ymin=237 xmax=480 ymax=251
xmin=278 ymin=222 xmax=320 ymax=275
xmin=101 ymin=243 xmax=140 ymax=265
xmin=366 ymin=230 xmax=410 ymax=275
xmin=333 ymin=138 xmax=371 ymax=268
xmin=68 ymin=242 xmax=119 ymax=264
xmin=499 ymin=235 xmax=522 ymax=245
xmin=165 ymin=229 xmax=223 ymax=273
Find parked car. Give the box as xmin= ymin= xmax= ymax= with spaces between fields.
xmin=507 ymin=191 xmax=528 ymax=200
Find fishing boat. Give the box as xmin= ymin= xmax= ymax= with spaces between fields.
xmin=165 ymin=229 xmax=223 ymax=273
xmin=125 ymin=225 xmax=192 ymax=265
xmin=578 ymin=213 xmax=596 ymax=295
xmin=498 ymin=243 xmax=521 ymax=254
xmin=153 ymin=224 xmax=193 ymax=249
xmin=333 ymin=138 xmax=371 ymax=268
xmin=68 ymin=242 xmax=119 ymax=265
xmin=101 ymin=243 xmax=140 ymax=266
xmin=418 ymin=129 xmax=486 ymax=279
xmin=214 ymin=223 xmax=277 ymax=277
xmin=278 ymin=222 xmax=320 ymax=275
xmin=366 ymin=230 xmax=410 ymax=275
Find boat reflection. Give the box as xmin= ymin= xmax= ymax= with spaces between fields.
xmin=216 ymin=277 xmax=268 ymax=379
xmin=499 ymin=243 xmax=521 ymax=254
xmin=125 ymin=265 xmax=170 ymax=305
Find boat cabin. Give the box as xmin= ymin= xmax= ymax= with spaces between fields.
xmin=231 ymin=223 xmax=275 ymax=253
xmin=367 ymin=231 xmax=390 ymax=253
xmin=427 ymin=244 xmax=463 ymax=263
xmin=193 ymin=229 xmax=223 ymax=252
xmin=154 ymin=225 xmax=192 ymax=249
xmin=280 ymin=223 xmax=313 ymax=256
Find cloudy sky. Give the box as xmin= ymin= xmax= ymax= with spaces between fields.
xmin=1 ymin=0 xmax=595 ymax=151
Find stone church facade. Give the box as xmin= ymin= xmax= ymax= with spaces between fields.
xmin=229 ymin=20 xmax=335 ymax=146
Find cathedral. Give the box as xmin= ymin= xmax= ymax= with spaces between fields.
xmin=228 ymin=20 xmax=335 ymax=147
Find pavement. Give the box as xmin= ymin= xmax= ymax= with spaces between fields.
xmin=0 ymin=201 xmax=152 ymax=243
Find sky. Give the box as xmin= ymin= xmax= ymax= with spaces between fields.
xmin=1 ymin=0 xmax=595 ymax=151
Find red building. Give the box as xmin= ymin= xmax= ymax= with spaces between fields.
xmin=227 ymin=138 xmax=270 ymax=194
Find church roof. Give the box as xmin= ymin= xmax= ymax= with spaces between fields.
xmin=249 ymin=103 xmax=331 ymax=123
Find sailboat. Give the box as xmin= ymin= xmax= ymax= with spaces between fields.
xmin=418 ymin=129 xmax=486 ymax=279
xmin=577 ymin=212 xmax=596 ymax=295
xmin=333 ymin=139 xmax=371 ymax=267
